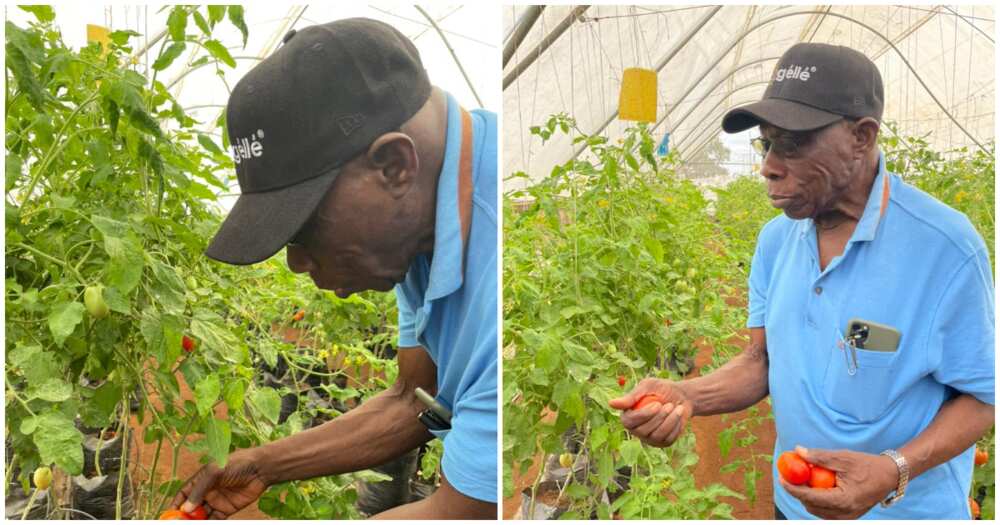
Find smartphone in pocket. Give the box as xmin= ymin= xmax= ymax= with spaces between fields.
xmin=845 ymin=318 xmax=901 ymax=352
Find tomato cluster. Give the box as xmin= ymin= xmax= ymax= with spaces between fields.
xmin=776 ymin=451 xmax=836 ymax=489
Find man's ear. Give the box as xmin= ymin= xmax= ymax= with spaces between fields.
xmin=366 ymin=132 xmax=419 ymax=199
xmin=851 ymin=117 xmax=880 ymax=157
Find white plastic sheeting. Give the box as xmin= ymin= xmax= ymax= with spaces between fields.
xmin=7 ymin=4 xmax=500 ymax=206
xmin=503 ymin=5 xmax=995 ymax=188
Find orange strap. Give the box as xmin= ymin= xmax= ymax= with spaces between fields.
xmin=458 ymin=109 xmax=473 ymax=251
xmin=878 ymin=172 xmax=890 ymax=218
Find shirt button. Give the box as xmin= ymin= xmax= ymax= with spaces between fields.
xmin=814 ymin=286 xmax=823 ymax=295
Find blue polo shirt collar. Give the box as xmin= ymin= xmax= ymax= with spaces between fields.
xmin=424 ymin=93 xmax=466 ymax=302
xmin=798 ymin=152 xmax=891 ymax=242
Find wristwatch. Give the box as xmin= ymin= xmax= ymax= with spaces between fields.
xmin=879 ymin=449 xmax=909 ymax=507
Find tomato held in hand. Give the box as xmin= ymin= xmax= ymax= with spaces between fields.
xmin=632 ymin=394 xmax=665 ymax=410
xmin=159 ymin=510 xmax=190 ymax=520
xmin=186 ymin=505 xmax=208 ymax=520
xmin=808 ymin=465 xmax=836 ymax=489
xmin=776 ymin=451 xmax=811 ymax=485
xmin=975 ymin=447 xmax=989 ymax=466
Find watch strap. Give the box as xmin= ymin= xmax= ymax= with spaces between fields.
xmin=879 ymin=449 xmax=909 ymax=507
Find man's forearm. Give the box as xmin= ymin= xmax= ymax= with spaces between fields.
xmin=898 ymin=394 xmax=994 ymax=480
xmin=252 ymin=382 xmax=432 ymax=485
xmin=677 ymin=336 xmax=769 ymax=417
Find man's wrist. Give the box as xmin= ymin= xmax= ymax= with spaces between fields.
xmin=241 ymin=444 xmax=276 ymax=486
xmin=674 ymin=380 xmax=699 ymax=417
xmin=878 ymin=449 xmax=909 ymax=507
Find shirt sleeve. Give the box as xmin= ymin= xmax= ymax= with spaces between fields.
xmin=928 ymin=248 xmax=995 ymax=405
xmin=747 ymin=229 xmax=771 ymax=328
xmin=441 ymin=353 xmax=497 ymax=503
xmin=395 ymin=286 xmax=419 ymax=348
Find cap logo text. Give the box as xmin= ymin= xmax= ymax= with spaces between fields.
xmin=231 ymin=128 xmax=265 ymax=164
xmin=775 ymin=65 xmax=817 ymax=82
xmin=337 ymin=114 xmax=365 ymax=136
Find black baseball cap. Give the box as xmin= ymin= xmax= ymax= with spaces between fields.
xmin=722 ymin=43 xmax=883 ymax=133
xmin=206 ymin=18 xmax=431 ymax=265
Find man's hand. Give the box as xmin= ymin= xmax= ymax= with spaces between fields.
xmin=608 ymin=378 xmax=693 ymax=447
xmin=779 ymin=445 xmax=898 ymax=520
xmin=170 ymin=448 xmax=270 ymax=519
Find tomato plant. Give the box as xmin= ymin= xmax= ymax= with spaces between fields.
xmin=504 ymin=117 xmax=746 ymax=519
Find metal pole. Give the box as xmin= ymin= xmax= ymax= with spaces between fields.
xmin=503 ymin=5 xmax=545 ymax=68
xmin=503 ymin=5 xmax=590 ymax=90
xmin=415 ymin=5 xmax=484 ymax=107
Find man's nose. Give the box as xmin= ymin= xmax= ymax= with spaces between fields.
xmin=286 ymin=244 xmax=316 ymax=274
xmin=760 ymin=151 xmax=787 ymax=182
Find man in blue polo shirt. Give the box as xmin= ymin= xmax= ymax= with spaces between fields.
xmin=169 ymin=19 xmax=497 ymax=519
xmin=611 ymin=43 xmax=993 ymax=520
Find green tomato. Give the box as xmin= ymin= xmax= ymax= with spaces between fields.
xmin=686 ymin=268 xmax=698 ymax=279
xmin=84 ymin=285 xmax=110 ymax=319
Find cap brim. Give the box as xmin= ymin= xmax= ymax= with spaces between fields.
xmin=722 ymin=98 xmax=843 ymax=133
xmin=205 ymin=168 xmax=341 ymax=265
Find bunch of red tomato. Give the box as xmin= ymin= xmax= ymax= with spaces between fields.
xmin=776 ymin=451 xmax=836 ymax=489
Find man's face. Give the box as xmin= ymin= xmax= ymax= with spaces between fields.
xmin=757 ymin=120 xmax=859 ymax=220
xmin=285 ymin=154 xmax=421 ymax=299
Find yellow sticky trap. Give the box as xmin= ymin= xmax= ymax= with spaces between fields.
xmin=87 ymin=24 xmax=111 ymax=57
xmin=619 ymin=68 xmax=657 ymax=123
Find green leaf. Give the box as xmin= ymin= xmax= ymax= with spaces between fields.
xmin=197 ymin=133 xmax=224 ymax=155
xmin=207 ymin=5 xmax=226 ymax=27
xmin=48 ymin=301 xmax=85 ymax=347
xmin=643 ymin=235 xmax=664 ymax=264
xmin=33 ymin=411 xmax=84 ymax=475
xmin=194 ymin=374 xmax=221 ymax=416
xmin=18 ymin=5 xmax=55 ymax=23
xmin=620 ymin=438 xmax=643 ymax=464
xmin=152 ymin=41 xmax=186 ymax=71
xmin=192 ymin=11 xmax=211 ymax=36
xmin=167 ymin=6 xmax=188 ymax=41
xmin=203 ymin=39 xmax=236 ymax=68
xmin=6 ymin=153 xmax=23 ymax=192
xmin=251 ymin=387 xmax=282 ymax=424
xmin=223 ymin=380 xmax=246 ymax=413
xmin=31 ymin=377 xmax=73 ymax=402
xmin=718 ymin=426 xmax=735 ymax=458
xmin=5 ymin=42 xmax=47 ymax=110
xmin=109 ymin=29 xmax=141 ymax=46
xmin=204 ymin=417 xmax=231 ymax=467
xmin=227 ymin=6 xmax=248 ymax=47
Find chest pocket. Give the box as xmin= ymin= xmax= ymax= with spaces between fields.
xmin=822 ymin=334 xmax=900 ymax=423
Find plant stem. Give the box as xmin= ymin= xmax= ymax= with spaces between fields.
xmin=20 ymin=487 xmax=39 ymax=520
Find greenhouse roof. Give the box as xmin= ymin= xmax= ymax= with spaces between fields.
xmin=502 ymin=5 xmax=995 ymax=188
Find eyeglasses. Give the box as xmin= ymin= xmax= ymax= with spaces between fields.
xmin=750 ymin=120 xmax=844 ymax=159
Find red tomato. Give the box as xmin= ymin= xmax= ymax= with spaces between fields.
xmin=159 ymin=510 xmax=190 ymax=520
xmin=808 ymin=465 xmax=836 ymax=489
xmin=182 ymin=335 xmax=196 ymax=352
xmin=776 ymin=451 xmax=811 ymax=485
xmin=186 ymin=505 xmax=207 ymax=520
xmin=631 ymin=394 xmax=664 ymax=410
xmin=617 ymin=376 xmax=626 ymax=387
xmin=975 ymin=447 xmax=989 ymax=466
xmin=292 ymin=310 xmax=306 ymax=322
